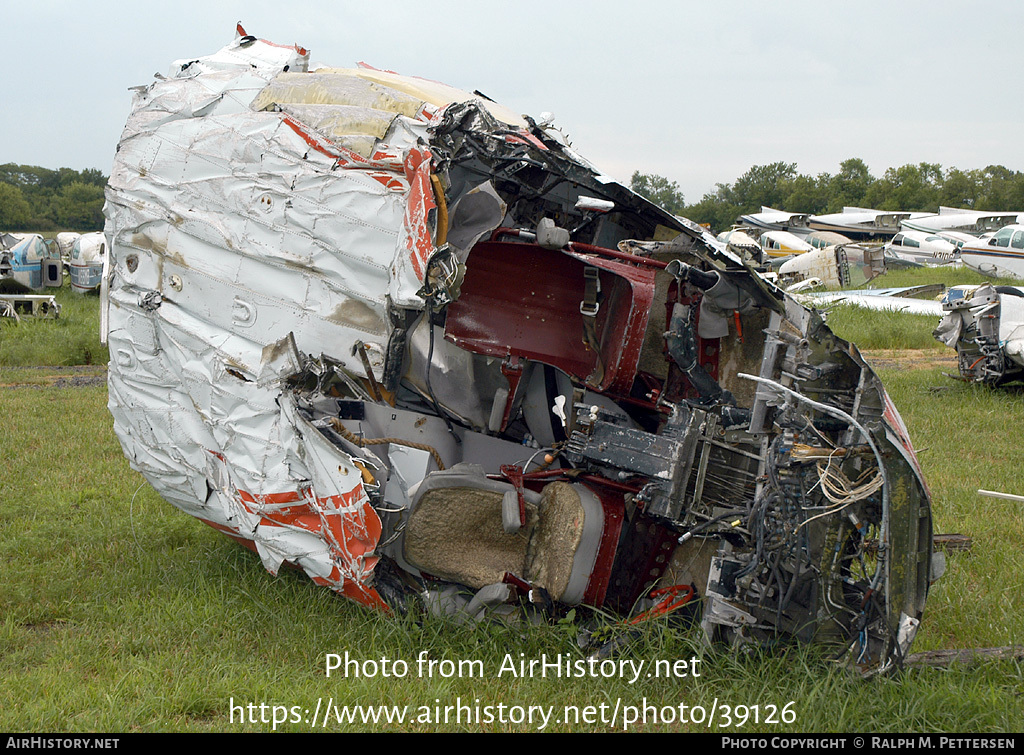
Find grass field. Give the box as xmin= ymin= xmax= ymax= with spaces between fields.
xmin=1 ymin=269 xmax=1022 ymax=733
xmin=0 ymin=288 xmax=109 ymax=367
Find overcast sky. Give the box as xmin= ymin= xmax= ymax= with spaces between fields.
xmin=5 ymin=0 xmax=1022 ymax=203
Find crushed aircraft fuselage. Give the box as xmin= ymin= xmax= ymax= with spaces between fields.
xmin=103 ymin=28 xmax=934 ymax=673
xmin=935 ymin=284 xmax=1024 ymax=384
xmin=0 ymin=234 xmax=62 ymax=292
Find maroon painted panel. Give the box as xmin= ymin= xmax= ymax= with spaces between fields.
xmin=445 ymin=240 xmax=656 ymax=393
xmin=581 ymin=484 xmax=625 ymax=608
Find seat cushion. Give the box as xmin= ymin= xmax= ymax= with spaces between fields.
xmin=404 ymin=486 xmax=537 ymax=589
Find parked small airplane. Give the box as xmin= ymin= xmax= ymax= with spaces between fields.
xmin=808 ymin=207 xmax=913 ymax=240
xmin=0 ymin=234 xmax=62 ymax=292
xmin=736 ymin=206 xmax=810 ymax=235
xmin=958 ymin=225 xmax=1024 ymax=279
xmin=69 ymin=232 xmax=107 ymax=293
xmin=715 ymin=228 xmax=765 ymax=264
xmin=934 ymin=230 xmax=977 ymax=250
xmin=779 ymin=241 xmax=885 ymax=289
xmin=759 ymin=230 xmax=815 ymax=258
xmin=55 ymin=232 xmax=82 ymax=265
xmin=884 ymin=230 xmax=959 ymax=266
xmin=934 ymin=283 xmax=1024 ymax=383
xmin=805 ymin=230 xmax=852 ymax=249
xmin=902 ymin=207 xmax=1019 ymax=236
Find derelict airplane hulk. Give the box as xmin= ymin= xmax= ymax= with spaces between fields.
xmin=102 ymin=26 xmax=935 ymax=673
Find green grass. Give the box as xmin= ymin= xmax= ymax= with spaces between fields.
xmin=0 ymin=285 xmax=108 ymax=367
xmin=824 ymin=305 xmax=943 ymax=350
xmin=876 ymin=368 xmax=1024 ymax=655
xmin=1 ymin=373 xmax=1022 ymax=732
xmin=864 ymin=265 xmax=1017 ymax=291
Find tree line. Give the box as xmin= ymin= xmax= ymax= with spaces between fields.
xmin=0 ymin=163 xmax=107 ymax=232
xmin=632 ymin=159 xmax=1024 ymax=234
xmin=6 ymin=158 xmax=1022 ymax=237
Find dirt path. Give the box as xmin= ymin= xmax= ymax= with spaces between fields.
xmin=0 ymin=365 xmax=108 ymax=389
xmin=860 ymin=348 xmax=957 ymax=371
xmin=2 ymin=349 xmax=953 ymax=389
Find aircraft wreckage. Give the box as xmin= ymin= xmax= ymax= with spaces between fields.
xmin=103 ymin=28 xmax=935 ymax=673
xmin=934 ymin=283 xmax=1024 ymax=384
